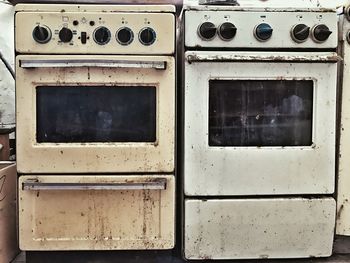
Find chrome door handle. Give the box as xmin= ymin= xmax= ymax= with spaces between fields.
xmin=22 ymin=178 xmax=167 ymax=191
xmin=19 ymin=59 xmax=167 ymax=70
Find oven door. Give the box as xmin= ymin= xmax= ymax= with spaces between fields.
xmin=16 ymin=55 xmax=175 ymax=174
xmin=184 ymin=51 xmax=338 ymax=196
xmin=19 ymin=175 xmax=175 ymax=250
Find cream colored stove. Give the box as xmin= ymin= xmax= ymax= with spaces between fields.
xmin=337 ymin=4 xmax=350 ymax=236
xmin=15 ymin=4 xmax=176 ymax=251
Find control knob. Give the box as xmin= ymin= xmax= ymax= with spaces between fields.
xmin=255 ymin=23 xmax=273 ymax=41
xmin=219 ymin=22 xmax=237 ymax=41
xmin=59 ymin=27 xmax=73 ymax=43
xmin=198 ymin=22 xmax=217 ymax=40
xmin=93 ymin=26 xmax=111 ymax=45
xmin=139 ymin=27 xmax=156 ymax=46
xmin=291 ymin=24 xmax=310 ymax=43
xmin=32 ymin=25 xmax=51 ymax=44
xmin=312 ymin=24 xmax=332 ymax=43
xmin=116 ymin=27 xmax=134 ymax=45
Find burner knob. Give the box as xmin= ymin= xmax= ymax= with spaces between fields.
xmin=312 ymin=24 xmax=332 ymax=43
xmin=116 ymin=27 xmax=134 ymax=45
xmin=93 ymin=26 xmax=111 ymax=45
xmin=58 ymin=27 xmax=73 ymax=43
xmin=139 ymin=27 xmax=156 ymax=46
xmin=291 ymin=24 xmax=310 ymax=43
xmin=198 ymin=22 xmax=217 ymax=40
xmin=32 ymin=25 xmax=51 ymax=44
xmin=219 ymin=22 xmax=237 ymax=41
xmin=255 ymin=23 xmax=273 ymax=41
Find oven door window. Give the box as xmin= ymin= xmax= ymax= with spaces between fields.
xmin=36 ymin=86 xmax=156 ymax=143
xmin=209 ymin=80 xmax=313 ymax=147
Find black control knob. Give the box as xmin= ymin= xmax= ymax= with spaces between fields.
xmin=291 ymin=24 xmax=310 ymax=43
xmin=59 ymin=27 xmax=73 ymax=43
xmin=32 ymin=25 xmax=51 ymax=44
xmin=198 ymin=22 xmax=216 ymax=40
xmin=312 ymin=24 xmax=332 ymax=43
xmin=93 ymin=26 xmax=111 ymax=45
xmin=255 ymin=23 xmax=273 ymax=41
xmin=346 ymin=5 xmax=350 ymax=21
xmin=219 ymin=22 xmax=237 ymax=41
xmin=139 ymin=27 xmax=156 ymax=46
xmin=116 ymin=27 xmax=134 ymax=45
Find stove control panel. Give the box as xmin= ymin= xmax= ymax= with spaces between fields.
xmin=16 ymin=12 xmax=175 ymax=54
xmin=185 ymin=10 xmax=337 ymax=49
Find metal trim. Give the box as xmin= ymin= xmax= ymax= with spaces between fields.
xmin=22 ymin=178 xmax=167 ymax=191
xmin=19 ymin=59 xmax=167 ymax=70
xmin=186 ymin=53 xmax=341 ymax=63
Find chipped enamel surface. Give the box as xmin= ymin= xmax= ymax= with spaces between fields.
xmin=16 ymin=55 xmax=175 ymax=174
xmin=184 ymin=51 xmax=337 ymax=196
xmin=0 ymin=162 xmax=18 ymax=262
xmin=337 ymin=11 xmax=350 ymax=236
xmin=19 ymin=175 xmax=175 ymax=250
xmin=185 ymin=9 xmax=338 ymax=49
xmin=15 ymin=11 xmax=175 ymax=55
xmin=185 ymin=198 xmax=336 ymax=260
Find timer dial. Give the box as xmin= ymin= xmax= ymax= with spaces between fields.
xmin=32 ymin=25 xmax=51 ymax=44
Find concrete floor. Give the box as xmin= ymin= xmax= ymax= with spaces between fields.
xmin=10 ymin=253 xmax=350 ymax=263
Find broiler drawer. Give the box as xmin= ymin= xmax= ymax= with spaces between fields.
xmin=19 ymin=175 xmax=174 ymax=250
xmin=185 ymin=198 xmax=336 ymax=260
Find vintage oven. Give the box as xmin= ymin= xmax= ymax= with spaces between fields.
xmin=15 ymin=4 xmax=176 ymax=250
xmin=183 ymin=4 xmax=338 ymax=260
xmin=337 ymin=4 xmax=350 ymax=236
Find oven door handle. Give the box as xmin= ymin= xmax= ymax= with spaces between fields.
xmin=19 ymin=59 xmax=167 ymax=70
xmin=186 ymin=52 xmax=341 ymax=63
xmin=22 ymin=178 xmax=167 ymax=191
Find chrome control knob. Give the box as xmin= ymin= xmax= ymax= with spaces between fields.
xmin=219 ymin=22 xmax=237 ymax=41
xmin=312 ymin=24 xmax=332 ymax=43
xmin=59 ymin=27 xmax=73 ymax=43
xmin=291 ymin=24 xmax=310 ymax=43
xmin=32 ymin=25 xmax=51 ymax=44
xmin=255 ymin=23 xmax=273 ymax=41
xmin=139 ymin=27 xmax=156 ymax=46
xmin=116 ymin=27 xmax=134 ymax=45
xmin=198 ymin=22 xmax=216 ymax=40
xmin=93 ymin=26 xmax=111 ymax=45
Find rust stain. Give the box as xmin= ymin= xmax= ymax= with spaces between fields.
xmin=337 ymin=204 xmax=345 ymax=220
xmin=0 ymin=175 xmax=6 ymax=201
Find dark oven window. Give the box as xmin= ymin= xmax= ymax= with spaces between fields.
xmin=209 ymin=80 xmax=313 ymax=147
xmin=36 ymin=86 xmax=156 ymax=143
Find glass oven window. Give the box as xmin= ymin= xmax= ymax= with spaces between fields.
xmin=36 ymin=86 xmax=156 ymax=143
xmin=209 ymin=80 xmax=313 ymax=147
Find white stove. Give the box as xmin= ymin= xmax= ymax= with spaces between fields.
xmin=337 ymin=3 xmax=350 ymax=236
xmin=182 ymin=3 xmax=338 ymax=260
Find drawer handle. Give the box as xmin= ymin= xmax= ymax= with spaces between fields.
xmin=19 ymin=59 xmax=167 ymax=70
xmin=22 ymin=178 xmax=167 ymax=191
